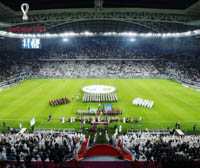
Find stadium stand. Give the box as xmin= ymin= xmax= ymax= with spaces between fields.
xmin=0 ymin=37 xmax=199 ymax=84
xmin=0 ymin=0 xmax=200 ymax=167
xmin=115 ymin=132 xmax=200 ymax=162
xmin=0 ymin=132 xmax=85 ymax=162
xmin=1 ymin=131 xmax=200 ymax=168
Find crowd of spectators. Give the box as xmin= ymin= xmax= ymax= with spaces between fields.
xmin=0 ymin=61 xmax=199 ymax=84
xmin=0 ymin=37 xmax=199 ymax=83
xmin=1 ymin=131 xmax=200 ymax=164
xmin=0 ymin=132 xmax=85 ymax=163
xmin=116 ymin=132 xmax=200 ymax=162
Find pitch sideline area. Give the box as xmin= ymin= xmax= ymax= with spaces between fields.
xmin=0 ymin=78 xmax=199 ymax=131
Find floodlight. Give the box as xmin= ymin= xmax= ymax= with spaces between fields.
xmin=63 ymin=38 xmax=69 ymax=42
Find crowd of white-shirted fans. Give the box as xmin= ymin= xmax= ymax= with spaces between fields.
xmin=0 ymin=37 xmax=199 ymax=84
xmin=1 ymin=131 xmax=200 ymax=163
xmin=0 ymin=132 xmax=85 ymax=162
xmin=115 ymin=132 xmax=200 ymax=162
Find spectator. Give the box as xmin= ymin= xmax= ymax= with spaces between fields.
xmin=193 ymin=124 xmax=196 ymax=132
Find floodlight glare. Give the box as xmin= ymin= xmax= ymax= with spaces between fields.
xmin=63 ymin=38 xmax=69 ymax=42
xmin=130 ymin=38 xmax=136 ymax=42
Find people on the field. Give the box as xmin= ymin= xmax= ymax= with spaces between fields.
xmin=77 ymin=109 xmax=122 ymax=115
xmin=19 ymin=123 xmax=22 ymax=129
xmin=61 ymin=117 xmax=65 ymax=123
xmin=76 ymin=95 xmax=79 ymax=102
xmin=32 ymin=117 xmax=35 ymax=124
xmin=48 ymin=114 xmax=52 ymax=121
xmin=30 ymin=118 xmax=34 ymax=128
xmin=119 ymin=125 xmax=122 ymax=133
xmin=139 ymin=116 xmax=142 ymax=123
xmin=177 ymin=122 xmax=181 ymax=129
xmin=49 ymin=97 xmax=70 ymax=107
xmin=193 ymin=124 xmax=196 ymax=132
xmin=82 ymin=92 xmax=118 ymax=102
xmin=175 ymin=122 xmax=178 ymax=129
xmin=31 ymin=125 xmax=34 ymax=132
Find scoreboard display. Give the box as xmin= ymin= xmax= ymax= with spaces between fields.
xmin=22 ymin=38 xmax=41 ymax=49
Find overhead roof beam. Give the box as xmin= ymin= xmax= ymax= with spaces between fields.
xmin=184 ymin=0 xmax=200 ymax=15
xmin=0 ymin=21 xmax=13 ymax=27
xmin=0 ymin=2 xmax=15 ymax=16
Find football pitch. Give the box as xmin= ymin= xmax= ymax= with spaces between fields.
xmin=0 ymin=78 xmax=200 ymax=131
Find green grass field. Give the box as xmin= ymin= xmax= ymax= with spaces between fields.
xmin=0 ymin=78 xmax=200 ymax=132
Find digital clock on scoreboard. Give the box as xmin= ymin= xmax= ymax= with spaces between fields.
xmin=22 ymin=38 xmax=41 ymax=49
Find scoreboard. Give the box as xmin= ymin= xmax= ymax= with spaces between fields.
xmin=22 ymin=38 xmax=41 ymax=49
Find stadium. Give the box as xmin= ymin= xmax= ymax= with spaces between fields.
xmin=0 ymin=0 xmax=200 ymax=167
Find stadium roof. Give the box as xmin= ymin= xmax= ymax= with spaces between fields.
xmin=0 ymin=0 xmax=198 ymax=10
xmin=0 ymin=0 xmax=200 ymax=33
xmin=0 ymin=0 xmax=199 ymax=17
xmin=0 ymin=2 xmax=14 ymax=16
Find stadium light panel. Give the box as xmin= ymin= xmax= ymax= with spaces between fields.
xmin=139 ymin=33 xmax=145 ymax=37
xmin=45 ymin=33 xmax=51 ymax=38
xmin=128 ymin=32 xmax=133 ymax=36
xmin=146 ymin=33 xmax=153 ymax=37
xmin=157 ymin=33 xmax=162 ymax=37
xmin=130 ymin=38 xmax=136 ymax=42
xmin=84 ymin=31 xmax=91 ymax=36
xmin=166 ymin=33 xmax=172 ymax=36
xmin=51 ymin=34 xmax=58 ymax=38
xmin=63 ymin=38 xmax=69 ymax=42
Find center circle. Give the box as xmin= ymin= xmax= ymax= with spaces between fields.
xmin=82 ymin=85 xmax=116 ymax=94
